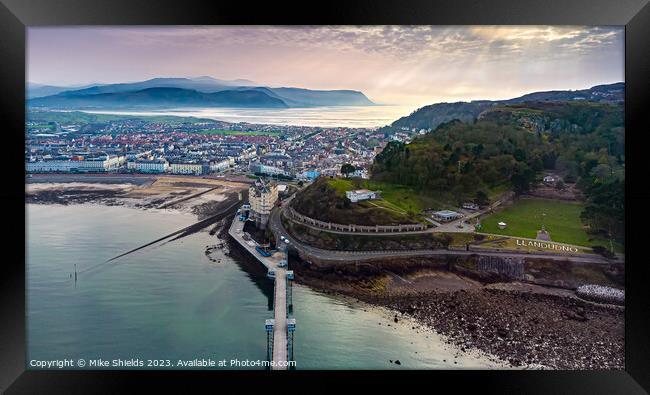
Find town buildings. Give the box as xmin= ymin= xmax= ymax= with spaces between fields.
xmin=26 ymin=113 xmax=390 ymax=180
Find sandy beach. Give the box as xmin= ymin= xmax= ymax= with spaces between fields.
xmin=26 ymin=174 xmax=249 ymax=218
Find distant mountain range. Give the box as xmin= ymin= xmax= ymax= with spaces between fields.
xmin=28 ymin=82 xmax=107 ymax=99
xmin=28 ymin=76 xmax=375 ymax=109
xmin=384 ymin=82 xmax=624 ymax=132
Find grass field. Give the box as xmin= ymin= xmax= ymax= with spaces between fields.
xmin=326 ymin=177 xmax=355 ymax=195
xmin=480 ymin=198 xmax=617 ymax=249
xmin=487 ymin=182 xmax=511 ymax=200
xmin=326 ymin=177 xmax=456 ymax=214
xmin=325 ymin=178 xmax=424 ymax=223
xmin=198 ymin=129 xmax=281 ymax=136
xmin=475 ymin=236 xmax=594 ymax=254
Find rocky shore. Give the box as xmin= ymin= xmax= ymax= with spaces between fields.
xmin=290 ymin=260 xmax=624 ymax=370
xmin=26 ymin=185 xmax=128 ymax=206
xmin=379 ymin=288 xmax=624 ymax=369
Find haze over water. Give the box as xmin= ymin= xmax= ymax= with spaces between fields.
xmin=27 ymin=204 xmax=500 ymax=369
xmin=82 ymin=105 xmax=418 ymax=128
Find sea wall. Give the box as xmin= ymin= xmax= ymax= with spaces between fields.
xmin=290 ymin=249 xmax=624 ymax=291
xmin=286 ymin=207 xmax=427 ymax=233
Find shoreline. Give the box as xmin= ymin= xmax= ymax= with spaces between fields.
xmin=220 ymin=223 xmax=509 ymax=369
xmin=25 ymin=183 xmax=625 ymax=370
xmin=25 ymin=175 xmax=248 ymax=219
xmin=306 ymin=286 xmax=513 ymax=369
xmin=289 ymin=257 xmax=624 ymax=370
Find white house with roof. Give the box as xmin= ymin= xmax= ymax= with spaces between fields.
xmin=543 ymin=175 xmax=560 ymax=185
xmin=346 ymin=189 xmax=379 ymax=203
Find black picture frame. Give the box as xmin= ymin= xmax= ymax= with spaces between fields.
xmin=1 ymin=0 xmax=648 ymax=393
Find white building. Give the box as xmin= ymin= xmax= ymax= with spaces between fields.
xmin=210 ymin=158 xmax=233 ymax=173
xmin=248 ymin=178 xmax=278 ymax=229
xmin=250 ymin=162 xmax=289 ymax=177
xmin=543 ymin=175 xmax=559 ymax=185
xmin=169 ymin=162 xmax=203 ymax=175
xmin=346 ymin=189 xmax=378 ymax=203
xmin=352 ymin=169 xmax=369 ymax=179
xmin=26 ymin=154 xmax=123 ymax=173
xmin=26 ymin=160 xmax=74 ymax=172
xmin=134 ymin=159 xmax=168 ymax=173
xmin=432 ymin=210 xmax=464 ymax=222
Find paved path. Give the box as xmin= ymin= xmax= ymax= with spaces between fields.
xmin=271 ymin=267 xmax=288 ymax=370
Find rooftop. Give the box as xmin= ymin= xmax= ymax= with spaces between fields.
xmin=349 ymin=189 xmax=373 ymax=194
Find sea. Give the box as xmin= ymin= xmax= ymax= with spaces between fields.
xmin=82 ymin=105 xmax=419 ymax=128
xmin=26 ymin=204 xmax=500 ymax=370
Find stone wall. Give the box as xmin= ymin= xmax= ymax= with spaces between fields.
xmin=477 ymin=256 xmax=525 ymax=280
xmin=285 ymin=207 xmax=427 ymax=233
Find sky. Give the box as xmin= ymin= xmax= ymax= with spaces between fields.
xmin=27 ymin=26 xmax=624 ymax=107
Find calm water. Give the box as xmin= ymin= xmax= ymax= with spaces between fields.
xmin=26 ymin=204 xmax=499 ymax=369
xmin=83 ymin=105 xmax=418 ymax=128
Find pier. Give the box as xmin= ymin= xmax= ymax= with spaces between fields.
xmin=228 ymin=211 xmax=294 ymax=370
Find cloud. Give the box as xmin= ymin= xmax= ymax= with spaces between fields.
xmin=99 ymin=25 xmax=621 ymax=58
xmin=27 ymin=26 xmax=624 ymax=105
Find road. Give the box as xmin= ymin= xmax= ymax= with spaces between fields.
xmin=268 ymin=197 xmax=619 ymax=265
xmin=279 ymin=193 xmax=504 ymax=237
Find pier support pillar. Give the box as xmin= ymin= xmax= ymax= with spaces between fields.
xmin=265 ymin=319 xmax=274 ymax=366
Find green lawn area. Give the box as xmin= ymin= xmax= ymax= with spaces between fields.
xmin=327 ymin=178 xmax=355 ymax=195
xmin=487 ymin=182 xmax=511 ymax=200
xmin=475 ymin=236 xmax=594 ymax=254
xmin=325 ymin=178 xmax=425 ymax=223
xmin=362 ymin=180 xmax=454 ymax=213
xmin=326 ymin=177 xmax=454 ymax=214
xmin=480 ymin=198 xmax=617 ymax=249
xmin=198 ymin=129 xmax=281 ymax=136
xmin=363 ymin=181 xmax=425 ymax=213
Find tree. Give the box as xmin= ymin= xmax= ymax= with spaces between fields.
xmin=341 ymin=163 xmax=356 ymax=178
xmin=555 ymin=179 xmax=566 ymax=191
xmin=475 ymin=190 xmax=489 ymax=206
xmin=511 ymin=163 xmax=536 ymax=194
xmin=564 ymin=172 xmax=577 ymax=183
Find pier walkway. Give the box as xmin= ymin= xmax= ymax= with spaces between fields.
xmin=228 ymin=212 xmax=293 ymax=370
